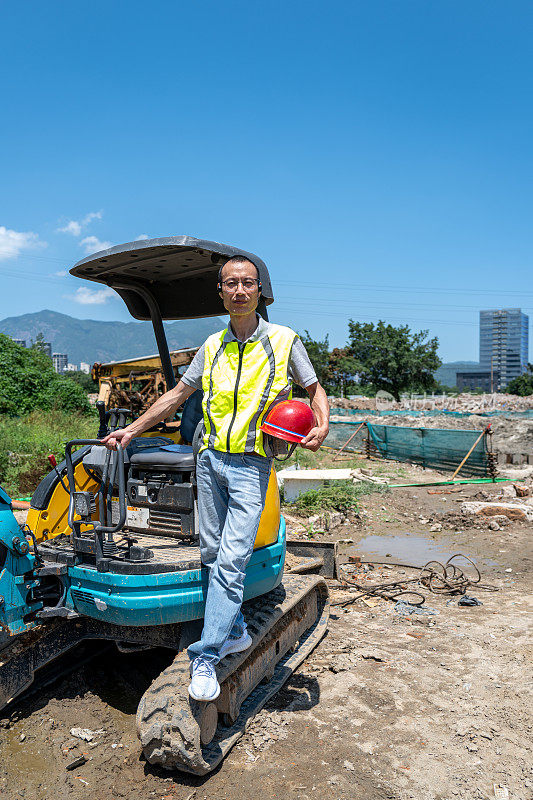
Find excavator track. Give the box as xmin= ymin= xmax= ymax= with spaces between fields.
xmin=136 ymin=574 xmax=329 ymax=774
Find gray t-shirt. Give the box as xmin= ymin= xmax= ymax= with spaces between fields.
xmin=181 ymin=317 xmax=317 ymax=391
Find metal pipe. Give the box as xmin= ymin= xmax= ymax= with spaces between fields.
xmin=451 ymin=426 xmax=490 ymax=480
xmin=64 ymin=440 xmax=126 ymax=534
xmin=389 ymin=477 xmax=510 ymax=488
xmin=333 ymin=421 xmax=366 ymax=461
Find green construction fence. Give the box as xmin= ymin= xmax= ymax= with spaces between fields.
xmin=327 ymin=420 xmax=491 ymax=477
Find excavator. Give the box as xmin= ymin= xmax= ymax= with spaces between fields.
xmin=92 ymin=346 xmax=199 ymax=414
xmin=0 ymin=236 xmax=329 ymax=775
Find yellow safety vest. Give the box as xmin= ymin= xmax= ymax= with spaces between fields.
xmin=201 ymin=322 xmax=297 ymax=456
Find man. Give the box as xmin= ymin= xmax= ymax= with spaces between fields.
xmin=103 ymin=255 xmax=329 ymax=701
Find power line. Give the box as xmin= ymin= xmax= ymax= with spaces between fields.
xmin=278 ymin=294 xmax=533 ymax=314
xmin=276 ymin=279 xmax=533 ymax=298
xmin=1 ymin=253 xmax=532 ymax=298
xmin=0 ymin=269 xmax=69 ymax=285
xmin=274 ymin=305 xmax=479 ymax=326
xmin=0 ymin=251 xmax=68 ymax=264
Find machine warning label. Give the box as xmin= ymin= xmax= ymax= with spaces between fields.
xmin=126 ymin=505 xmax=149 ymax=527
xmin=111 ymin=499 xmax=149 ymax=529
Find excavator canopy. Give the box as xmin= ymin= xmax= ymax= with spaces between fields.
xmin=70 ymin=235 xmax=274 ymax=321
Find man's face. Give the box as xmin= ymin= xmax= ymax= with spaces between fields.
xmin=219 ymin=260 xmax=260 ymax=317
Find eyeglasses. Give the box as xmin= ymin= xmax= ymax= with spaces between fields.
xmin=221 ymin=278 xmax=259 ymax=291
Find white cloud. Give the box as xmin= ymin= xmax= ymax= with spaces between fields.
xmin=80 ymin=235 xmax=112 ymax=255
xmin=70 ymin=286 xmax=115 ymax=305
xmin=57 ymin=210 xmax=103 ymax=236
xmin=58 ymin=220 xmax=83 ymax=236
xmin=54 ymin=269 xmax=68 ymax=277
xmin=135 ymin=234 xmax=149 ymax=240
xmin=0 ymin=226 xmax=45 ymax=261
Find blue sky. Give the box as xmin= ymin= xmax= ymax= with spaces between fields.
xmin=1 ymin=0 xmax=532 ymax=362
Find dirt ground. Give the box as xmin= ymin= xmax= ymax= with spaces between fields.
xmin=1 ymin=460 xmax=532 ymax=800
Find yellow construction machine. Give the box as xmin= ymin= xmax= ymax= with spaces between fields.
xmin=93 ymin=346 xmax=198 ymax=414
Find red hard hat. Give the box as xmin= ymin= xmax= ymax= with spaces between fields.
xmin=260 ymin=400 xmax=316 ymax=444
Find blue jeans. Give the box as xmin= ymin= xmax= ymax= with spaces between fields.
xmin=187 ymin=448 xmax=272 ymax=665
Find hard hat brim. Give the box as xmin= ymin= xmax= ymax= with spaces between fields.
xmin=260 ymin=421 xmax=306 ymax=444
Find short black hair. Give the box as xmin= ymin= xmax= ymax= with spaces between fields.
xmin=218 ymin=255 xmax=260 ymax=284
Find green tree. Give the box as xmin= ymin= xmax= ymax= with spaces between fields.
xmin=30 ymin=331 xmax=51 ymax=357
xmin=506 ymin=364 xmax=533 ymax=397
xmin=433 ymin=382 xmax=458 ymax=394
xmin=298 ymin=331 xmax=330 ymax=386
xmin=346 ymin=320 xmax=441 ymax=401
xmin=327 ymin=347 xmax=359 ymax=395
xmin=63 ymin=370 xmax=98 ymax=392
xmin=0 ymin=334 xmax=90 ymax=416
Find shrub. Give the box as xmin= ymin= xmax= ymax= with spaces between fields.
xmin=63 ymin=370 xmax=98 ymax=392
xmin=506 ymin=365 xmax=533 ymax=397
xmin=0 ymin=334 xmax=91 ymax=415
xmin=40 ymin=377 xmax=91 ymax=413
xmin=286 ymin=479 xmax=388 ymax=516
xmin=0 ymin=408 xmax=97 ymax=496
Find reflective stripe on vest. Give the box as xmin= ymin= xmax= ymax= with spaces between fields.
xmin=201 ymin=324 xmax=297 ymax=456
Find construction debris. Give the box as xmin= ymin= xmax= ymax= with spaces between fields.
xmin=350 ymin=467 xmax=389 ymax=484
xmin=70 ymin=727 xmax=103 ymax=742
xmin=460 ymin=501 xmax=533 ymax=522
xmin=330 ymin=396 xmax=377 ymax=410
xmin=330 ymin=391 xmax=533 ymax=414
xmin=499 ymin=465 xmax=533 ymax=479
xmin=242 ymin=710 xmax=291 ymax=752
xmin=66 ymin=755 xmax=88 ymax=771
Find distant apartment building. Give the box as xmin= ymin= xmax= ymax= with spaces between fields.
xmin=456 ymin=369 xmax=500 ymax=393
xmin=52 ymin=353 xmax=68 ymax=374
xmin=66 ymin=363 xmax=77 ymax=373
xmin=42 ymin=341 xmax=52 ymax=359
xmin=10 ymin=337 xmax=26 ymax=348
xmin=479 ymin=309 xmax=529 ymax=389
xmin=79 ymin=362 xmax=91 ymax=374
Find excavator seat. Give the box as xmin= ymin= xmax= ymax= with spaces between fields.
xmin=129 ymin=445 xmax=195 ymax=472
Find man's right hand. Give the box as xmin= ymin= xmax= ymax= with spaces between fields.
xmin=101 ymin=428 xmax=135 ymax=450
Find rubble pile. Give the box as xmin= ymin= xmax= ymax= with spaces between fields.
xmin=330 ymin=392 xmax=533 ymax=414
xmin=283 ymin=509 xmax=354 ymax=536
xmin=330 ymin=396 xmax=377 ymax=410
xmin=241 ymin=710 xmax=292 ymax=758
xmin=350 ymin=467 xmax=389 ymax=485
xmin=397 ymin=392 xmax=533 ymax=413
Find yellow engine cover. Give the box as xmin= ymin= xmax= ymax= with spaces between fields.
xmin=27 ymin=459 xmax=100 ymax=542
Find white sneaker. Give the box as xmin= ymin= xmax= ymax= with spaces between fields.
xmin=188 ymin=657 xmax=220 ymax=701
xmin=219 ymin=629 xmax=253 ymax=659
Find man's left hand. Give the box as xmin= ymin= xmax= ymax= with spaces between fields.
xmin=300 ymin=426 xmax=329 ymax=452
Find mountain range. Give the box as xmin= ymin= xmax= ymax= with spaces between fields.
xmin=0 ymin=310 xmax=226 ymax=366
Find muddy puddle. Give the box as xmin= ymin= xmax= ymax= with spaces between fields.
xmin=0 ymin=726 xmax=51 ymax=780
xmin=355 ymin=533 xmax=484 ymax=566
